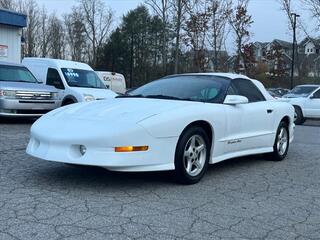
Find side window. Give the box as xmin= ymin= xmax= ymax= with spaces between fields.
xmin=226 ymin=84 xmax=238 ymax=95
xmin=231 ymin=79 xmax=266 ymax=103
xmin=313 ymin=89 xmax=320 ymax=99
xmin=47 ymin=68 xmax=64 ymax=89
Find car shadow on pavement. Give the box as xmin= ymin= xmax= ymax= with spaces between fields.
xmin=29 ymin=155 xmax=266 ymax=188
xmin=207 ymin=155 xmax=266 ymax=173
xmin=0 ymin=118 xmax=37 ymax=124
xmin=32 ymin=163 xmax=175 ymax=188
xmin=302 ymin=120 xmax=320 ymax=127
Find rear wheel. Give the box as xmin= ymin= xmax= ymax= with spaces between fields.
xmin=294 ymin=106 xmax=305 ymax=125
xmin=268 ymin=121 xmax=289 ymax=161
xmin=174 ymin=126 xmax=210 ymax=184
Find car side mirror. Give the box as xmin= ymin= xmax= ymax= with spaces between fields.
xmin=224 ymin=95 xmax=249 ymax=105
xmin=310 ymin=94 xmax=316 ymax=99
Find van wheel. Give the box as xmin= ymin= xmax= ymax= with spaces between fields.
xmin=62 ymin=99 xmax=75 ymax=106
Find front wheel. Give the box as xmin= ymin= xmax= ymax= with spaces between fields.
xmin=268 ymin=121 xmax=289 ymax=161
xmin=174 ymin=126 xmax=210 ymax=184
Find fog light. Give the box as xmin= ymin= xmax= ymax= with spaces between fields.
xmin=79 ymin=145 xmax=87 ymax=155
xmin=115 ymin=146 xmax=149 ymax=152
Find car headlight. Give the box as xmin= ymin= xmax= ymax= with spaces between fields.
xmin=0 ymin=90 xmax=16 ymax=99
xmin=84 ymin=94 xmax=95 ymax=102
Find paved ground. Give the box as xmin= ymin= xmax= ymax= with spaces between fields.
xmin=0 ymin=119 xmax=320 ymax=240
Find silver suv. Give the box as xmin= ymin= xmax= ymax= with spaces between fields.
xmin=0 ymin=61 xmax=60 ymax=117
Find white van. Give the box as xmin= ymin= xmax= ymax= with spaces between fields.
xmin=22 ymin=58 xmax=117 ymax=106
xmin=96 ymin=71 xmax=126 ymax=94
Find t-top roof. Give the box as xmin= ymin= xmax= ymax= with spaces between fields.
xmin=0 ymin=8 xmax=27 ymax=28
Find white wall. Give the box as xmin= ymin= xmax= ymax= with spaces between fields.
xmin=305 ymin=41 xmax=316 ymax=55
xmin=0 ymin=24 xmax=22 ymax=63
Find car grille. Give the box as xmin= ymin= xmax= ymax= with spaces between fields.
xmin=15 ymin=91 xmax=53 ymax=100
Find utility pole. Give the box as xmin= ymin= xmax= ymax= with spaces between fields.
xmin=290 ymin=13 xmax=300 ymax=89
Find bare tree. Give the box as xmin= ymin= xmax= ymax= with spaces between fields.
xmin=184 ymin=0 xmax=211 ymax=72
xmin=0 ymin=0 xmax=16 ymax=9
xmin=19 ymin=0 xmax=41 ymax=57
xmin=278 ymin=0 xmax=296 ymax=31
xmin=64 ymin=7 xmax=86 ymax=62
xmin=39 ymin=7 xmax=49 ymax=57
xmin=170 ymin=0 xmax=187 ymax=73
xmin=146 ymin=0 xmax=171 ymax=73
xmin=207 ymin=0 xmax=231 ymax=71
xmin=79 ymin=0 xmax=113 ymax=67
xmin=304 ymin=0 xmax=320 ymax=29
xmin=228 ymin=0 xmax=253 ymax=73
xmin=48 ymin=14 xmax=65 ymax=59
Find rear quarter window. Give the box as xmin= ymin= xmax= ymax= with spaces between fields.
xmin=231 ymin=79 xmax=266 ymax=103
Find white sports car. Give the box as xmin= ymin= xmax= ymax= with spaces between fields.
xmin=27 ymin=73 xmax=295 ymax=184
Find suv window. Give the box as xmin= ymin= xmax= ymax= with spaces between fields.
xmin=313 ymin=89 xmax=320 ymax=99
xmin=230 ymin=79 xmax=266 ymax=102
xmin=47 ymin=68 xmax=64 ymax=89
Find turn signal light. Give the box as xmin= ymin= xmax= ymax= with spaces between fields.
xmin=115 ymin=146 xmax=149 ymax=152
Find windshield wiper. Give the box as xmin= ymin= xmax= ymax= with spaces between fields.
xmin=116 ymin=94 xmax=199 ymax=102
xmin=69 ymin=84 xmax=91 ymax=88
xmin=69 ymin=84 xmax=104 ymax=89
xmin=0 ymin=80 xmax=36 ymax=83
xmin=144 ymin=95 xmax=196 ymax=101
xmin=116 ymin=94 xmax=145 ymax=98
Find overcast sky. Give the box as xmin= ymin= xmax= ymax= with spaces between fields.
xmin=35 ymin=0 xmax=316 ymax=51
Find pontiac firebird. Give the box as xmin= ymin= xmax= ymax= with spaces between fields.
xmin=26 ymin=73 xmax=295 ymax=184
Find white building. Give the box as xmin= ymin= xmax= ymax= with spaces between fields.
xmin=304 ymin=39 xmax=320 ymax=55
xmin=0 ymin=8 xmax=27 ymax=63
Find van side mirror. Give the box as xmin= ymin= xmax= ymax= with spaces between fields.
xmin=224 ymin=95 xmax=249 ymax=105
xmin=49 ymin=80 xmax=65 ymax=90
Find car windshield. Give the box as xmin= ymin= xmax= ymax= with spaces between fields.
xmin=123 ymin=75 xmax=230 ymax=103
xmin=0 ymin=65 xmax=38 ymax=83
xmin=290 ymin=86 xmax=318 ymax=96
xmin=61 ymin=68 xmax=105 ymax=89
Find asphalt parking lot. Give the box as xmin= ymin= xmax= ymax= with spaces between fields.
xmin=0 ymin=119 xmax=320 ymax=240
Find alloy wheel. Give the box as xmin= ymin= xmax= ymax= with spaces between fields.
xmin=183 ymin=135 xmax=207 ymax=177
xmin=277 ymin=127 xmax=288 ymax=156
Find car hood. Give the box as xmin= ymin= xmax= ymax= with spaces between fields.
xmin=283 ymin=93 xmax=308 ymax=98
xmin=0 ymin=81 xmax=57 ymax=92
xmin=46 ymin=98 xmax=193 ymax=123
xmin=69 ymin=87 xmax=117 ymax=99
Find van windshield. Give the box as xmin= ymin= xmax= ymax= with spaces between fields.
xmin=0 ymin=65 xmax=39 ymax=83
xmin=61 ymin=68 xmax=105 ymax=89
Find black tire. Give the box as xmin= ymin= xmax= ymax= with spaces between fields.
xmin=268 ymin=121 xmax=289 ymax=161
xmin=294 ymin=106 xmax=305 ymax=125
xmin=62 ymin=99 xmax=75 ymax=106
xmin=174 ymin=126 xmax=210 ymax=184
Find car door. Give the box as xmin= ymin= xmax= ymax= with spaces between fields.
xmin=224 ymin=79 xmax=274 ymax=154
xmin=305 ymin=88 xmax=320 ymax=118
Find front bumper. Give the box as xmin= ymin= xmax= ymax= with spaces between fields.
xmin=26 ymin=120 xmax=177 ymax=172
xmin=0 ymin=98 xmax=61 ymax=117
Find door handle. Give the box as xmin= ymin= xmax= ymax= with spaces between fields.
xmin=267 ymin=109 xmax=274 ymax=114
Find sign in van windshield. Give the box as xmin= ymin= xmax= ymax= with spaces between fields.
xmin=64 ymin=69 xmax=79 ymax=78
